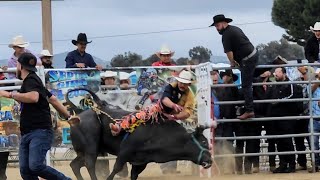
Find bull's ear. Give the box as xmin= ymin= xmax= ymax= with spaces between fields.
xmin=194 ymin=125 xmax=205 ymax=136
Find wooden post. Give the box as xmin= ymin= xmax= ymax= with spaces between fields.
xmin=41 ymin=0 xmax=53 ymax=54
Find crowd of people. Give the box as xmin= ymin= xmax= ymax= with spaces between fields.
xmin=0 ymin=13 xmax=318 ymax=179
xmin=211 ymin=19 xmax=320 ymax=174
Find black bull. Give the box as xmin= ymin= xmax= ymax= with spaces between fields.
xmin=67 ymin=89 xmax=212 ymax=180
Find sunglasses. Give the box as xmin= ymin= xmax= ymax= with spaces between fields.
xmin=13 ymin=46 xmax=23 ymax=49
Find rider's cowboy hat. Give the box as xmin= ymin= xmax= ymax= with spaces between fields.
xmin=175 ymin=70 xmax=194 ymax=84
xmin=39 ymin=50 xmax=53 ymax=58
xmin=101 ymin=71 xmax=117 ymax=78
xmin=156 ymin=45 xmax=175 ymax=58
xmin=8 ymin=35 xmax=30 ymax=48
xmin=72 ymin=33 xmax=92 ymax=45
xmin=310 ymin=22 xmax=320 ymax=31
xmin=219 ymin=69 xmax=238 ymax=82
xmin=209 ymin=14 xmax=233 ymax=27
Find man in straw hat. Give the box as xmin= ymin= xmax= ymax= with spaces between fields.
xmin=65 ymin=33 xmax=102 ymax=70
xmin=8 ymin=35 xmax=41 ymax=79
xmin=152 ymin=45 xmax=175 ymax=66
xmin=0 ymin=53 xmax=73 ymax=179
xmin=210 ymin=14 xmax=258 ymax=120
xmin=305 ymin=22 xmax=320 ymax=63
xmin=39 ymin=49 xmax=54 ymax=69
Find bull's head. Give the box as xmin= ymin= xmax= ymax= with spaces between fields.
xmin=187 ymin=124 xmax=213 ymax=169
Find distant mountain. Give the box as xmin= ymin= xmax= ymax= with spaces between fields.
xmin=0 ymin=52 xmax=110 ymax=68
xmin=211 ymin=56 xmax=228 ymax=64
xmin=52 ymin=52 xmax=110 ymax=68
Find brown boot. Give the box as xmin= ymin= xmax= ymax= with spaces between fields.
xmin=237 ymin=112 xmax=255 ymax=120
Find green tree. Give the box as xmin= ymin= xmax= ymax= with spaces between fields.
xmin=176 ymin=57 xmax=189 ymax=65
xmin=188 ymin=46 xmax=212 ymax=63
xmin=110 ymin=52 xmax=143 ymax=67
xmin=257 ymin=38 xmax=304 ymax=64
xmin=142 ymin=54 xmax=160 ymax=66
xmin=272 ymin=0 xmax=320 ymax=46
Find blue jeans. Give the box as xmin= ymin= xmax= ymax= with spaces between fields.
xmin=309 ymin=120 xmax=320 ymax=166
xmin=19 ymin=129 xmax=71 ymax=180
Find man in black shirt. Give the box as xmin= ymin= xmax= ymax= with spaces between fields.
xmin=65 ymin=33 xmax=102 ymax=70
xmin=0 ymin=53 xmax=72 ymax=179
xmin=210 ymin=14 xmax=258 ymax=120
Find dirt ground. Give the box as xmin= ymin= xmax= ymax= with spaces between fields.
xmin=5 ymin=162 xmax=320 ymax=180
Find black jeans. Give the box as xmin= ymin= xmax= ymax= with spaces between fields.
xmin=240 ymin=53 xmax=258 ymax=112
xmin=0 ymin=152 xmax=9 ymax=180
xmin=294 ymin=119 xmax=310 ymax=167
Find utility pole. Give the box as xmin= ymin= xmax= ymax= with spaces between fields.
xmin=41 ymin=0 xmax=53 ymax=53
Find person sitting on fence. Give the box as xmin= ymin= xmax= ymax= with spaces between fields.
xmin=7 ymin=35 xmax=41 ymax=79
xmin=39 ymin=50 xmax=54 ymax=69
xmin=65 ymin=33 xmax=102 ymax=70
xmin=305 ymin=22 xmax=320 ymax=63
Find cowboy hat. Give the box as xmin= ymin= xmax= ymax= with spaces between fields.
xmin=209 ymin=14 xmax=233 ymax=27
xmin=175 ymin=70 xmax=194 ymax=84
xmin=101 ymin=71 xmax=117 ymax=78
xmin=39 ymin=49 xmax=53 ymax=58
xmin=72 ymin=33 xmax=92 ymax=45
xmin=8 ymin=35 xmax=30 ymax=48
xmin=119 ymin=72 xmax=130 ymax=80
xmin=310 ymin=22 xmax=320 ymax=31
xmin=219 ymin=69 xmax=238 ymax=82
xmin=273 ymin=55 xmax=288 ymax=65
xmin=156 ymin=45 xmax=175 ymax=58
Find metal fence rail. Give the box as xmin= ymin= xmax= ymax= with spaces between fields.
xmin=212 ymin=63 xmax=320 ymax=172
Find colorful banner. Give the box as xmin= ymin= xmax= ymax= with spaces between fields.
xmin=0 ymin=97 xmax=20 ymax=149
xmin=46 ymin=68 xmax=198 ymax=147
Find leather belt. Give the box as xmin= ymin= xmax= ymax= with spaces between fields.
xmin=242 ymin=49 xmax=257 ymax=61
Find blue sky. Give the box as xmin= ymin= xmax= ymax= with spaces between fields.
xmin=0 ymin=0 xmax=285 ymax=62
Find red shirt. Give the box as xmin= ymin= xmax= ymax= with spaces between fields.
xmin=152 ymin=61 xmax=175 ymax=67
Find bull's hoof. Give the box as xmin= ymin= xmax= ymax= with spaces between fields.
xmin=68 ymin=116 xmax=81 ymax=126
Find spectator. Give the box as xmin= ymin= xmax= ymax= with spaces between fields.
xmin=211 ymin=14 xmax=258 ymax=120
xmin=152 ymin=45 xmax=175 ymax=66
xmin=65 ymin=33 xmax=102 ymax=70
xmin=300 ymin=67 xmax=320 ymax=172
xmin=265 ymin=67 xmax=303 ymax=173
xmin=214 ymin=69 xmax=239 ymax=174
xmin=7 ymin=35 xmax=41 ymax=79
xmin=119 ymin=72 xmax=131 ymax=90
xmin=39 ymin=50 xmax=54 ymax=69
xmin=295 ymin=66 xmax=315 ymax=171
xmin=100 ymin=71 xmax=117 ymax=92
xmin=305 ymin=22 xmax=320 ymax=63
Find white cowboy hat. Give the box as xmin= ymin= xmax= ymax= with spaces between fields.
xmin=156 ymin=45 xmax=175 ymax=58
xmin=39 ymin=49 xmax=53 ymax=58
xmin=8 ymin=35 xmax=30 ymax=48
xmin=101 ymin=71 xmax=117 ymax=78
xmin=310 ymin=22 xmax=320 ymax=31
xmin=175 ymin=70 xmax=194 ymax=84
xmin=119 ymin=72 xmax=130 ymax=80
